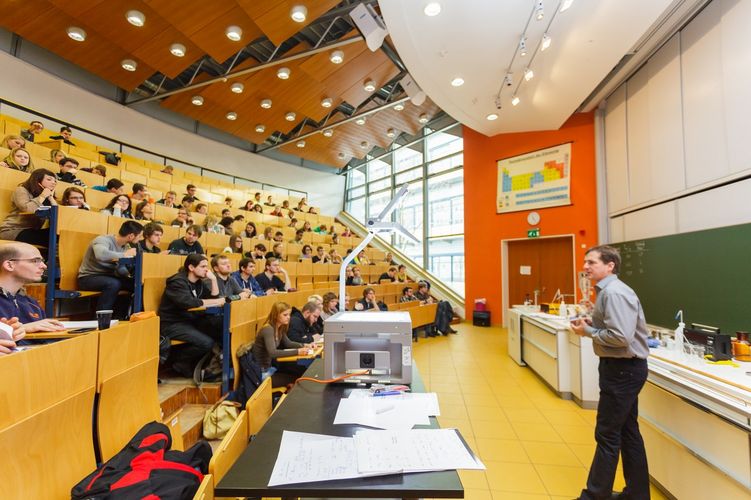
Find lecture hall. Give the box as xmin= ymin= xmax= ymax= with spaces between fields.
xmin=0 ymin=1 xmax=749 ymax=499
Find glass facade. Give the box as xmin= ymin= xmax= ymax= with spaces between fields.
xmin=344 ymin=124 xmax=465 ymax=296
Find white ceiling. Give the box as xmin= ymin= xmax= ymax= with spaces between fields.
xmin=380 ymin=0 xmax=677 ymax=136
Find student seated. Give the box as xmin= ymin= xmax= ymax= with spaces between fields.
xmin=20 ymin=120 xmax=44 ymax=142
xmin=252 ymin=204 xmax=263 ymax=213
xmin=0 ymin=147 xmax=34 ymax=172
xmin=306 ymin=294 xmax=324 ymax=334
xmin=301 ymin=221 xmax=312 ymax=232
xmin=289 ymin=229 xmax=304 ymax=245
xmin=57 ymin=157 xmax=87 ymax=187
xmin=181 ymin=195 xmax=195 ymax=211
xmin=287 ymin=217 xmax=298 ymax=228
xmin=92 ymin=178 xmax=125 ymax=194
xmin=231 ymin=258 xmax=265 ymax=296
xmin=250 ymin=243 xmax=266 ymax=260
xmin=167 ymin=224 xmax=204 ymax=255
xmin=401 ymin=286 xmax=418 ymax=303
xmin=273 ymin=231 xmax=284 ymax=243
xmin=287 ymin=301 xmax=322 ymax=344
xmin=299 ymin=245 xmax=313 ymax=260
xmin=320 ymin=292 xmax=339 ymax=321
xmin=49 ymin=148 xmax=64 ymax=164
xmin=224 ymin=196 xmax=233 ymax=206
xmin=415 ymin=281 xmax=458 ymax=335
xmin=61 ymin=187 xmax=89 ymax=210
xmin=396 ymin=264 xmax=408 ymax=282
xmin=91 ymin=164 xmax=107 ymax=177
xmin=220 ymin=208 xmax=231 ymax=218
xmin=130 ymin=183 xmax=150 ymax=203
xmin=0 ymin=169 xmax=58 ymax=246
xmin=100 ymin=194 xmax=133 ymax=218
xmin=281 ymin=200 xmax=290 ymax=210
xmin=157 ymin=190 xmax=178 ymax=208
xmin=1 ymin=134 xmax=26 ymax=150
xmin=328 ymin=247 xmax=342 ymax=264
xmin=265 ymin=242 xmax=284 ymax=261
xmin=242 ymin=222 xmax=257 ymax=239
xmin=185 ymin=184 xmax=199 ymax=200
xmin=161 ymin=165 xmax=174 ymax=175
xmin=346 ymin=266 xmax=364 ymax=286
xmin=251 ymin=301 xmax=312 ymax=385
xmin=269 ymin=206 xmax=284 ymax=217
xmin=0 ymin=242 xmax=66 ymax=343
xmin=385 ymin=252 xmax=397 ymax=265
xmin=219 ymin=216 xmax=234 ymax=236
xmin=233 ymin=214 xmax=244 ymax=223
xmin=211 ymin=254 xmax=251 ymax=299
xmin=378 ymin=266 xmax=397 ymax=283
xmin=194 ymin=203 xmax=208 ymax=215
xmin=0 ymin=317 xmax=25 ymax=356
xmin=312 ymin=246 xmax=329 ymax=263
xmin=135 ymin=222 xmax=163 ymax=253
xmin=264 ymin=195 xmax=275 ymax=207
xmin=49 ymin=125 xmax=76 ymax=146
xmin=202 ymin=215 xmax=223 ymax=234
xmin=241 ymin=200 xmax=254 ymax=211
xmin=353 ymin=250 xmax=370 ymax=266
xmin=77 ymin=220 xmax=143 ymax=319
xmin=170 ymin=207 xmax=190 ymax=228
xmin=313 ymin=224 xmax=327 ymax=234
xmin=255 ymin=257 xmax=291 ymax=294
xmin=158 ymin=254 xmax=225 ymax=377
xmin=354 ymin=287 xmax=388 ymax=311
xmin=134 ymin=200 xmax=156 ymax=221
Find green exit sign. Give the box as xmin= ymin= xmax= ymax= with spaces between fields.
xmin=527 ymin=228 xmax=540 ymax=238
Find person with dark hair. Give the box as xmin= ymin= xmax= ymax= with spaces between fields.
xmin=255 ymin=257 xmax=291 ymax=293
xmin=100 ymin=194 xmax=133 ymax=218
xmin=355 ymin=287 xmax=388 ymax=311
xmin=49 ymin=125 xmax=75 ymax=146
xmin=181 ymin=195 xmax=195 ymax=211
xmin=224 ymin=196 xmax=233 ymax=206
xmin=270 ymin=206 xmax=284 ymax=217
xmin=312 ymin=246 xmax=329 ymax=263
xmin=259 ymin=226 xmax=273 ymax=241
xmin=158 ymin=254 xmax=224 ymax=377
xmin=134 ymin=200 xmax=155 ymax=221
xmin=273 ymin=231 xmax=284 ymax=243
xmin=185 ymin=184 xmax=199 ymax=200
xmin=0 ymin=169 xmax=58 ymax=246
xmin=251 ymin=243 xmax=266 ymax=260
xmin=287 ymin=301 xmax=322 ymax=344
xmin=61 ymin=186 xmax=89 ymax=210
xmin=290 ymin=229 xmax=304 ymax=245
xmin=264 ymin=195 xmax=275 ymax=207
xmin=219 ymin=216 xmax=234 ymax=236
xmin=346 ymin=266 xmax=364 ymax=286
xmin=91 ymin=164 xmax=107 ymax=177
xmin=168 ymin=224 xmax=204 ymax=255
xmin=571 ymin=245 xmax=650 ymax=500
xmin=320 ymin=292 xmax=339 ymax=320
xmin=396 ymin=264 xmax=408 ymax=282
xmin=92 ymin=178 xmax=125 ymax=194
xmin=77 ymin=220 xmax=143 ymax=319
xmin=299 ymin=244 xmax=313 ymax=260
xmin=139 ymin=223 xmax=164 ymax=253
xmin=0 ymin=147 xmax=34 ymax=172
xmin=131 ymin=183 xmax=149 ymax=202
xmin=231 ymin=258 xmax=265 ymax=296
xmin=233 ymin=214 xmax=245 ymax=223
xmin=243 ymin=222 xmax=257 ymax=239
xmin=157 ymin=190 xmax=177 ymax=208
xmin=161 ymin=165 xmax=174 ymax=175
xmin=378 ymin=266 xmax=397 ymax=283
xmin=211 ymin=254 xmax=251 ymax=299
xmin=195 ymin=203 xmax=208 ymax=215
xmin=287 ymin=217 xmax=297 ymax=228
xmin=170 ymin=207 xmax=190 ymax=228
xmin=57 ymin=157 xmax=86 ymax=187
xmin=401 ymin=286 xmax=418 ymax=303
xmin=20 ymin=120 xmax=44 ymax=142
xmin=241 ymin=200 xmax=254 ymax=211
xmin=265 ymin=242 xmax=284 ymax=261
xmin=414 ymin=282 xmax=457 ymax=335
xmin=253 ymin=204 xmax=263 ymax=213
xmin=281 ymin=200 xmax=290 ymax=210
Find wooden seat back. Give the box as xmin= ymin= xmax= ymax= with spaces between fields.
xmin=143 ymin=276 xmax=168 ymax=312
xmin=58 ymin=230 xmax=99 ymax=290
xmin=245 ymin=377 xmax=273 ymax=437
xmin=208 ymin=410 xmax=249 ymax=484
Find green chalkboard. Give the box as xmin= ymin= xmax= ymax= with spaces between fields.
xmin=612 ymin=223 xmax=750 ymax=335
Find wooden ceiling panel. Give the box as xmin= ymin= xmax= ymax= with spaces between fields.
xmin=298 ymin=34 xmax=366 ymax=82
xmin=243 ymin=0 xmax=340 ymax=46
xmin=320 ymin=49 xmax=395 ymax=105
xmin=339 ymin=60 xmax=401 ymax=109
xmin=188 ymin=6 xmax=264 ymax=63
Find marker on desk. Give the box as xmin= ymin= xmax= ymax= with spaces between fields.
xmin=372 ymin=391 xmax=402 ymax=397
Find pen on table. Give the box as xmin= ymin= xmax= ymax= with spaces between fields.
xmin=372 ymin=391 xmax=402 ymax=397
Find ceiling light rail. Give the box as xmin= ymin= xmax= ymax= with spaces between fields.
xmin=125 ymin=35 xmax=364 ymax=106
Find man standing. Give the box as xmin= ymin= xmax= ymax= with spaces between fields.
xmin=168 ymin=225 xmax=204 ymax=255
xmin=570 ymin=245 xmax=650 ymax=500
xmin=158 ymin=254 xmax=225 ymax=377
xmin=211 ymin=255 xmax=251 ymax=300
xmin=77 ymin=221 xmax=143 ymax=319
xmin=255 ymin=257 xmax=291 ymax=294
xmin=287 ymin=301 xmax=321 ymax=343
xmin=231 ymin=258 xmax=265 ymax=296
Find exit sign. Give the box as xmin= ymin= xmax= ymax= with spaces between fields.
xmin=527 ymin=228 xmax=540 ymax=238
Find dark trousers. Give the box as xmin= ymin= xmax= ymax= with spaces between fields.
xmin=162 ymin=317 xmax=222 ymax=378
xmin=77 ymin=274 xmax=134 ymax=319
xmin=581 ymin=357 xmax=650 ymax=500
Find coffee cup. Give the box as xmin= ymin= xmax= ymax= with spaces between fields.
xmin=96 ymin=310 xmax=113 ymax=330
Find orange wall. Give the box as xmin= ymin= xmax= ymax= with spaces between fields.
xmin=463 ymin=112 xmax=598 ymax=324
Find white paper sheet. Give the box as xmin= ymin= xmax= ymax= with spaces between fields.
xmin=0 ymin=322 xmax=13 ymax=340
xmin=334 ymin=396 xmax=430 ymax=430
xmin=268 ymin=431 xmax=383 ymax=486
xmin=61 ymin=320 xmax=119 ymax=329
xmin=347 ymin=390 xmax=441 ymax=416
xmin=353 ymin=428 xmax=485 ymax=474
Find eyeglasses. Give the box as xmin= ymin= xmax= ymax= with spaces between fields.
xmin=10 ymin=257 xmax=45 ymax=265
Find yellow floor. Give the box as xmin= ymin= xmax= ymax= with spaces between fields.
xmin=413 ymin=323 xmax=668 ymax=500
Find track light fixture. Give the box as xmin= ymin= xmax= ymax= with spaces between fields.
xmin=541 ymin=33 xmax=551 ymax=51
xmin=360 ymin=141 xmax=369 ymax=149
xmin=519 ymin=36 xmax=527 ymax=57
xmin=386 ymin=128 xmax=396 ymax=138
xmin=418 ymin=114 xmax=429 ymax=124
xmin=524 ymin=68 xmax=534 ymax=81
xmin=535 ymin=1 xmax=544 ymax=20
xmin=355 ymin=117 xmax=366 ymax=125
xmin=512 ymin=96 xmax=520 ymax=106
xmin=394 ymin=103 xmax=405 ymax=111
xmin=296 ymin=140 xmax=306 ymax=148
xmin=337 ymin=152 xmax=346 ymax=160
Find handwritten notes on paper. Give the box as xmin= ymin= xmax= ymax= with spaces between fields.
xmin=333 ymin=390 xmax=440 ymax=430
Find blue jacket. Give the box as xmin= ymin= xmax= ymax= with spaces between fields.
xmin=230 ymin=271 xmax=265 ymax=296
xmin=0 ymin=288 xmax=46 ymax=324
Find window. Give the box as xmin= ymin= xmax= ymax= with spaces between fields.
xmin=344 ymin=123 xmax=464 ymax=297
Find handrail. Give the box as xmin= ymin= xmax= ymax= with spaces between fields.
xmin=336 ymin=210 xmax=466 ymax=318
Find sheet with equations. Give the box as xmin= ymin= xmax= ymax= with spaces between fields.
xmin=333 ymin=390 xmax=440 ymax=430
xmin=268 ymin=429 xmax=484 ymax=486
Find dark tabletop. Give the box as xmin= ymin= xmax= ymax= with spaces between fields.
xmin=215 ymin=358 xmax=465 ymax=498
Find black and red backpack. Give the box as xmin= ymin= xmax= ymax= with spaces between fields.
xmin=72 ymin=421 xmax=212 ymax=500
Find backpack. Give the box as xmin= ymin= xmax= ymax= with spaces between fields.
xmin=71 ymin=421 xmax=212 ymax=500
xmin=230 ymin=343 xmax=263 ymax=407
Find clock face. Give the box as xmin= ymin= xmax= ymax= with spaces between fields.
xmin=527 ymin=211 xmax=540 ymax=226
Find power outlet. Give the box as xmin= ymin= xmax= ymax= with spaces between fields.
xmin=359 ymin=352 xmax=375 ymax=368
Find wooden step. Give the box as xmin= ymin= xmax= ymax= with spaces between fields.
xmin=179 ymin=403 xmax=214 ymax=450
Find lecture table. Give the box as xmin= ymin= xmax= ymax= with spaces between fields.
xmin=215 ymin=358 xmax=465 ymax=498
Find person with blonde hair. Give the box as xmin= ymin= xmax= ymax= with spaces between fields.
xmin=49 ymin=148 xmax=65 ymax=164
xmin=0 ymin=147 xmax=34 ymax=172
xmin=0 ymin=134 xmax=25 ymax=150
xmin=251 ymin=301 xmax=312 ymax=385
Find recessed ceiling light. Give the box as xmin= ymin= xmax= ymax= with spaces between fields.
xmin=511 ymin=96 xmax=520 ymax=106
xmin=255 ymin=124 xmax=266 ymax=133
xmin=386 ymin=128 xmax=396 ymax=138
xmin=355 ymin=117 xmax=366 ymax=125
xmin=290 ymin=5 xmax=307 ymax=22
xmin=260 ymin=99 xmax=272 ymax=109
xmin=225 ymin=25 xmax=242 ymax=41
xmin=126 ymin=10 xmax=145 ymax=27
xmin=486 ymin=113 xmax=499 ymax=121
xmin=541 ymin=33 xmax=552 ymax=51
xmin=337 ymin=152 xmax=346 ymax=160
xmin=363 ymin=79 xmax=376 ymax=92
xmin=170 ymin=43 xmax=186 ymax=57
xmin=321 ymin=97 xmax=333 ymax=108
xmin=329 ymin=50 xmax=344 ymax=64
xmin=560 ymin=0 xmax=574 ymax=12
xmin=230 ymin=82 xmax=244 ymax=94
xmin=360 ymin=141 xmax=369 ymax=149
xmin=226 ymin=112 xmax=237 ymax=120
xmin=451 ymin=77 xmax=464 ymax=87
xmin=66 ymin=27 xmax=86 ymax=42
xmin=418 ymin=113 xmax=429 ymax=124
xmin=277 ymin=67 xmax=291 ymax=79
xmin=524 ymin=68 xmax=534 ymax=81
xmin=191 ymin=95 xmax=204 ymax=106
xmin=296 ymin=139 xmax=306 ymax=148
xmin=285 ymin=112 xmax=296 ymax=121
xmin=121 ymin=59 xmax=137 ymax=71
xmin=424 ymin=2 xmax=442 ymax=16
xmin=323 ymin=129 xmax=334 ymax=137
xmin=394 ymin=103 xmax=405 ymax=111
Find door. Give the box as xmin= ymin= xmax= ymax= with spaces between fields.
xmin=507 ymin=236 xmax=574 ymax=307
